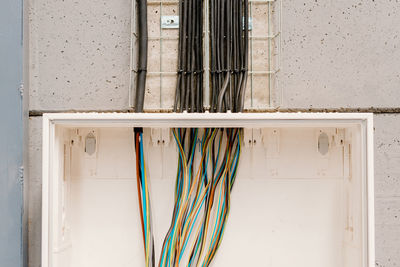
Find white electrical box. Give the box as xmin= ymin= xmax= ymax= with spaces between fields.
xmin=42 ymin=113 xmax=374 ymax=267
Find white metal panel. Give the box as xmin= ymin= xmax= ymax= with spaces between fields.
xmin=42 ymin=113 xmax=374 ymax=267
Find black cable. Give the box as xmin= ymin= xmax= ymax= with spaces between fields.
xmin=238 ymin=0 xmax=249 ymax=112
xmin=189 ymin=0 xmax=196 ymax=112
xmin=209 ymin=0 xmax=216 ymax=112
xmin=235 ymin=0 xmax=244 ymax=112
xmin=135 ymin=0 xmax=148 ymax=113
xmin=180 ymin=0 xmax=189 ymax=112
xmin=227 ymin=0 xmax=233 ymax=111
xmin=195 ymin=0 xmax=203 ymax=112
xmin=233 ymin=0 xmax=240 ymax=111
xmin=209 ymin=0 xmax=249 ymax=113
xmin=174 ymin=0 xmax=204 ymax=113
xmin=174 ymin=0 xmax=184 ymax=112
xmin=215 ymin=0 xmax=222 ymax=112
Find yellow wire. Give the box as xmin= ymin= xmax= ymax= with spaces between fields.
xmin=143 ymin=156 xmax=150 ymax=266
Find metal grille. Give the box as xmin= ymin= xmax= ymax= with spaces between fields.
xmin=130 ymin=0 xmax=281 ymax=110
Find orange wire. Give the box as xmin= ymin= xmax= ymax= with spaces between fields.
xmin=135 ymin=132 xmax=146 ymax=253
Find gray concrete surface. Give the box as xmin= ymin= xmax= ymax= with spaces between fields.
xmin=280 ymin=0 xmax=400 ymax=109
xmin=28 ymin=0 xmax=132 ymax=111
xmin=27 ymin=0 xmax=400 ymax=266
xmin=28 ymin=118 xmax=42 ymax=267
xmin=374 ymin=114 xmax=400 ymax=267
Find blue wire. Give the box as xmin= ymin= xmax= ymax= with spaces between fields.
xmin=139 ymin=133 xmax=148 ymax=246
xmin=179 ymin=192 xmax=207 ymax=262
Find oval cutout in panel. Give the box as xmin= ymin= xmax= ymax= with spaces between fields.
xmin=85 ymin=132 xmax=96 ymax=156
xmin=318 ymin=132 xmax=329 ymax=156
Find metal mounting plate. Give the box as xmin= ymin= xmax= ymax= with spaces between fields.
xmin=161 ymin=16 xmax=179 ymax=29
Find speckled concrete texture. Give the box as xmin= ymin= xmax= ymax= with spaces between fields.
xmin=29 ymin=0 xmax=132 ymax=110
xmin=280 ymin=0 xmax=400 ymax=109
xmin=375 ymin=114 xmax=400 ymax=197
xmin=374 ymin=114 xmax=400 ymax=267
xmin=28 ymin=117 xmax=42 ymax=267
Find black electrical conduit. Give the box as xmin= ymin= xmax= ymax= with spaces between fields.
xmin=174 ymin=0 xmax=204 ymax=112
xmin=135 ymin=0 xmax=148 ymax=113
xmin=173 ymin=0 xmax=250 ymax=112
xmin=238 ymin=0 xmax=249 ymax=112
xmin=208 ymin=0 xmax=249 ymax=113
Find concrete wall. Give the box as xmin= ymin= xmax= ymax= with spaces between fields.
xmin=28 ymin=0 xmax=400 ymax=266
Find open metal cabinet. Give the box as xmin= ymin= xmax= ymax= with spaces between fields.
xmin=42 ymin=113 xmax=374 ymax=267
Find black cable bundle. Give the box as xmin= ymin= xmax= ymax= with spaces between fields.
xmin=210 ymin=0 xmax=249 ymax=113
xmin=174 ymin=0 xmax=204 ymax=113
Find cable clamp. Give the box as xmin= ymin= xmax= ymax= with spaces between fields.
xmin=194 ymin=69 xmax=204 ymax=75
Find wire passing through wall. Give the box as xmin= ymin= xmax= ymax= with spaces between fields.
xmin=174 ymin=0 xmax=249 ymax=113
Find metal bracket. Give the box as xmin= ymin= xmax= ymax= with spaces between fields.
xmin=252 ymin=128 xmax=262 ymax=146
xmin=151 ymin=128 xmax=170 ymax=146
xmin=245 ymin=17 xmax=253 ymax=30
xmin=334 ymin=128 xmax=345 ymax=147
xmin=243 ymin=128 xmax=264 ymax=147
xmin=151 ymin=128 xmax=161 ymax=146
xmin=243 ymin=128 xmax=253 ymax=148
xmin=161 ymin=16 xmax=179 ymax=29
xmin=161 ymin=128 xmax=170 ymax=146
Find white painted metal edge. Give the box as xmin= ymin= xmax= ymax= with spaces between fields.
xmin=366 ymin=115 xmax=375 ymax=267
xmin=42 ymin=112 xmax=373 ymax=127
xmin=43 ymin=112 xmax=372 ymax=120
xmin=42 ymin=115 xmax=50 ymax=267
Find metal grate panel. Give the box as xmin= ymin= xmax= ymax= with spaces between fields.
xmin=130 ymin=0 xmax=281 ymax=110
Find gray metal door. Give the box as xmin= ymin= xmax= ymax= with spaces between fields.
xmin=0 ymin=0 xmax=26 ymax=266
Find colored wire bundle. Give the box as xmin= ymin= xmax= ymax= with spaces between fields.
xmin=209 ymin=0 xmax=249 ymax=112
xmin=135 ymin=128 xmax=156 ymax=267
xmin=135 ymin=1 xmax=248 ymax=266
xmin=158 ymin=128 xmax=242 ymax=267
xmin=174 ymin=0 xmax=204 ymax=113
xmin=134 ymin=1 xmax=152 ymax=265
